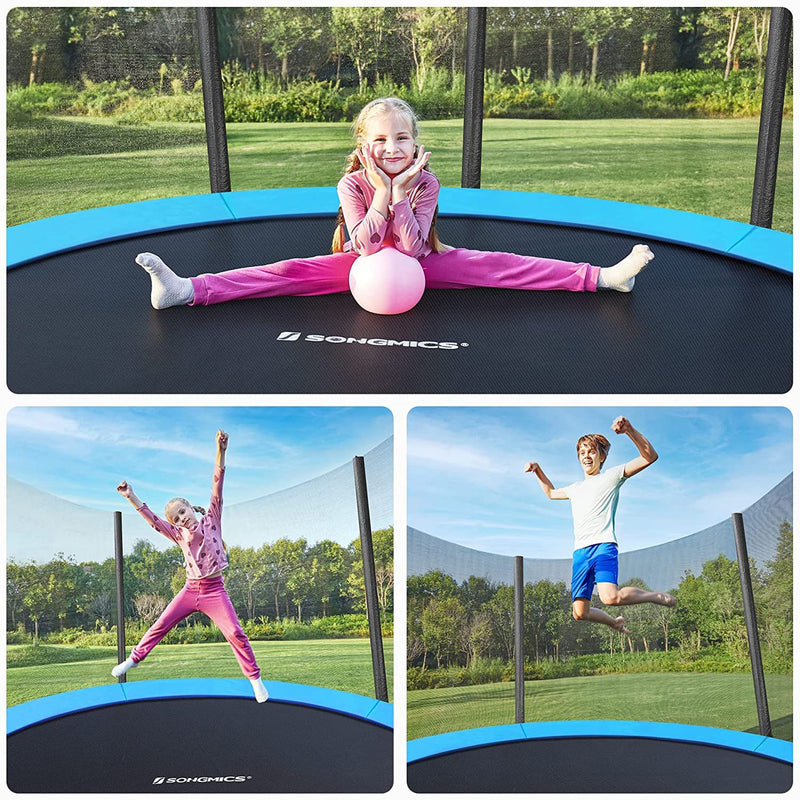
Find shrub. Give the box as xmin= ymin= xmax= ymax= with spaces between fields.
xmin=70 ymin=79 xmax=138 ymax=115
xmin=6 ymin=626 xmax=30 ymax=645
xmin=7 ymin=82 xmax=79 ymax=118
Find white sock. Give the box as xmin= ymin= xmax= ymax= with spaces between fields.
xmin=112 ymin=657 xmax=138 ymax=678
xmin=135 ymin=252 xmax=194 ymax=309
xmin=250 ymin=678 xmax=269 ymax=703
xmin=597 ymin=244 xmax=654 ymax=292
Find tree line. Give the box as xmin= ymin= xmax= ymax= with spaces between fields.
xmin=408 ymin=523 xmax=792 ymax=673
xmin=7 ymin=528 xmax=393 ymax=642
xmin=7 ymin=7 xmax=775 ymax=91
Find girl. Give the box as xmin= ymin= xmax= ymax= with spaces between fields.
xmin=114 ymin=429 xmax=269 ymax=703
xmin=136 ymin=97 xmax=653 ymax=309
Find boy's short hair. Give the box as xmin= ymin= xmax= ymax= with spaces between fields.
xmin=576 ymin=433 xmax=611 ymax=464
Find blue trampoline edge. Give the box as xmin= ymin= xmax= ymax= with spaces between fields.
xmin=7 ymin=678 xmax=393 ymax=735
xmin=7 ymin=187 xmax=792 ymax=273
xmin=407 ymin=720 xmax=793 ymax=764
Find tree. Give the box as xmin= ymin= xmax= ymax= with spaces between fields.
xmin=127 ymin=539 xmax=182 ymax=601
xmin=225 ymin=545 xmax=269 ymax=620
xmin=750 ymin=8 xmax=770 ymax=84
xmin=483 ymin=584 xmax=515 ymax=661
xmin=614 ymin=577 xmax=664 ymax=652
xmin=399 ymin=7 xmax=459 ymax=92
xmin=7 ymin=561 xmax=37 ymax=630
xmin=307 ymin=539 xmax=349 ymax=616
xmin=758 ymin=522 xmax=792 ymax=659
xmin=459 ymin=575 xmax=497 ymax=615
xmin=331 ymin=7 xmax=388 ymax=91
xmin=695 ymin=8 xmax=744 ymax=80
xmin=285 ymin=541 xmax=311 ymax=621
xmin=23 ymin=573 xmax=55 ymax=644
xmin=348 ymin=527 xmax=394 ymax=617
xmin=421 ymin=596 xmax=466 ymax=667
xmin=6 ymin=7 xmax=62 ymax=84
xmin=526 ymin=580 xmax=563 ymax=662
xmin=265 ymin=538 xmax=306 ymax=619
xmin=459 ymin=609 xmax=493 ymax=667
xmin=575 ymin=8 xmax=634 ymax=82
xmin=132 ymin=592 xmax=169 ymax=625
xmin=258 ymin=8 xmax=325 ymax=84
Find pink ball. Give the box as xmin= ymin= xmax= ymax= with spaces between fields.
xmin=349 ymin=247 xmax=426 ymax=315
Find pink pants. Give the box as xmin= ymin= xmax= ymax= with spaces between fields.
xmin=189 ymin=248 xmax=600 ymax=305
xmin=131 ymin=575 xmax=260 ymax=679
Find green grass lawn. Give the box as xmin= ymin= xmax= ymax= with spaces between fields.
xmin=408 ymin=672 xmax=792 ymax=741
xmin=7 ymin=638 xmax=393 ymax=707
xmin=7 ymin=116 xmax=792 ymax=232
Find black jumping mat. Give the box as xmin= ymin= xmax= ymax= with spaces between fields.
xmin=7 ymin=216 xmax=791 ymax=394
xmin=407 ymin=736 xmax=792 ymax=793
xmin=8 ymin=696 xmax=392 ymax=793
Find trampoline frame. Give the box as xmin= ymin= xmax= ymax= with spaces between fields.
xmin=407 ymin=719 xmax=792 ymax=765
xmin=7 ymin=677 xmax=393 ymax=735
xmin=7 ymin=186 xmax=792 ymax=273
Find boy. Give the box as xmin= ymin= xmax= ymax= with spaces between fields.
xmin=524 ymin=416 xmax=676 ymax=634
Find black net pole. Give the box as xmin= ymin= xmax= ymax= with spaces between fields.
xmin=196 ymin=8 xmax=231 ymax=193
xmin=732 ymin=513 xmax=772 ymax=736
xmin=461 ymin=8 xmax=486 ymax=188
xmin=514 ymin=556 xmax=524 ymax=723
xmin=114 ymin=511 xmax=127 ymax=683
xmin=750 ymin=7 xmax=791 ymax=228
xmin=353 ymin=456 xmax=389 ymax=702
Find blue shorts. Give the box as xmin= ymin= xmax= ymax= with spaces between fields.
xmin=571 ymin=542 xmax=619 ymax=601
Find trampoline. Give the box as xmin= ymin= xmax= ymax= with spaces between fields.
xmin=407 ymin=720 xmax=793 ymax=793
xmin=6 ymin=186 xmax=792 ymax=395
xmin=7 ymin=678 xmax=393 ymax=793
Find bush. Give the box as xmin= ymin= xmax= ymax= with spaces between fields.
xmin=6 ymin=626 xmax=30 ymax=645
xmin=406 ymin=646 xmax=788 ymax=690
xmin=8 ymin=69 xmax=790 ymax=125
xmin=70 ymin=79 xmax=139 ymax=115
xmin=7 ymin=82 xmax=79 ymax=118
xmin=118 ymin=92 xmax=205 ymax=123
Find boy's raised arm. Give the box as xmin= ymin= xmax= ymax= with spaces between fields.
xmin=612 ymin=416 xmax=658 ymax=477
xmin=524 ymin=462 xmax=568 ymax=500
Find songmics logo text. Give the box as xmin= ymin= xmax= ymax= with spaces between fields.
xmin=277 ymin=331 xmax=468 ymax=350
xmin=152 ymin=776 xmax=252 ymax=785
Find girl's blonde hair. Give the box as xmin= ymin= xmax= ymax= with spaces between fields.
xmin=166 ymin=497 xmax=205 ymax=520
xmin=331 ymin=97 xmax=443 ymax=254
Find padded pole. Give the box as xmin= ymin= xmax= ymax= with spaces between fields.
xmin=732 ymin=513 xmax=772 ymax=736
xmin=750 ymin=8 xmax=791 ymax=228
xmin=514 ymin=555 xmax=524 ymax=723
xmin=353 ymin=456 xmax=389 ymax=702
xmin=196 ymin=8 xmax=231 ymax=193
xmin=113 ymin=511 xmax=126 ymax=683
xmin=462 ymin=7 xmax=486 ymax=188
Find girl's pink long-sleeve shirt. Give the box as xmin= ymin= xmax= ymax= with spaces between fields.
xmin=135 ymin=465 xmax=228 ymax=580
xmin=337 ymin=169 xmax=440 ymax=258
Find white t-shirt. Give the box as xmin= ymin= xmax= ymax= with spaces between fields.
xmin=560 ymin=463 xmax=627 ymax=551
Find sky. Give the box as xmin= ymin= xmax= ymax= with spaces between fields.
xmin=408 ymin=406 xmax=792 ymax=559
xmin=7 ymin=406 xmax=392 ymax=513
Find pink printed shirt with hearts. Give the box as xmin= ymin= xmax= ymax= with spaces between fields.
xmin=135 ymin=465 xmax=228 ymax=579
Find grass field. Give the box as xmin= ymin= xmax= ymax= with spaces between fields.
xmin=7 ymin=638 xmax=393 ymax=707
xmin=7 ymin=116 xmax=792 ymax=232
xmin=408 ymin=672 xmax=792 ymax=741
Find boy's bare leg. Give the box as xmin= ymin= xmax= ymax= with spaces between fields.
xmin=598 ymin=583 xmax=677 ymax=608
xmin=573 ymin=599 xmax=630 ymax=634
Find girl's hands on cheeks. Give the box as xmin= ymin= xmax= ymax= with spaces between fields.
xmin=356 ymin=146 xmax=391 ymax=192
xmin=391 ymin=145 xmax=431 ymax=191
